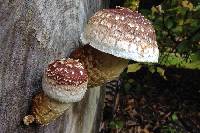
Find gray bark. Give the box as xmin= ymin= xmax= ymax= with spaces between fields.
xmin=0 ymin=0 xmax=109 ymax=132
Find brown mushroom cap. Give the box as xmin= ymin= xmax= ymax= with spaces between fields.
xmin=42 ymin=58 xmax=88 ymax=103
xmin=46 ymin=58 xmax=88 ymax=85
xmin=81 ymin=7 xmax=159 ymax=63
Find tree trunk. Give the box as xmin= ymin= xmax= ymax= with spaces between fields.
xmin=0 ymin=0 xmax=109 ymax=132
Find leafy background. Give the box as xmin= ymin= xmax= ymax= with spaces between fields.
xmin=100 ymin=0 xmax=200 ymax=133
xmin=126 ymin=0 xmax=200 ymax=70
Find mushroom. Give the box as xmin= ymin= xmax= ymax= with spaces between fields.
xmin=23 ymin=92 xmax=72 ymax=125
xmin=70 ymin=45 xmax=128 ymax=88
xmin=70 ymin=7 xmax=159 ymax=88
xmin=23 ymin=58 xmax=88 ymax=125
xmin=42 ymin=58 xmax=88 ymax=103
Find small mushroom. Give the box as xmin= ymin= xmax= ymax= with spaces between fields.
xmin=70 ymin=7 xmax=159 ymax=87
xmin=23 ymin=58 xmax=88 ymax=125
xmin=42 ymin=58 xmax=88 ymax=103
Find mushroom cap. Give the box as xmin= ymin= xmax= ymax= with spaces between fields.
xmin=81 ymin=7 xmax=159 ymax=63
xmin=42 ymin=58 xmax=88 ymax=103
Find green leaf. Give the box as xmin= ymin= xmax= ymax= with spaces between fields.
xmin=171 ymin=0 xmax=178 ymax=7
xmin=177 ymin=41 xmax=189 ymax=53
xmin=177 ymin=7 xmax=187 ymax=15
xmin=193 ymin=5 xmax=200 ymax=11
xmin=191 ymin=30 xmax=200 ymax=42
xmin=185 ymin=18 xmax=198 ymax=27
xmin=124 ymin=0 xmax=139 ymax=11
xmin=159 ymin=52 xmax=200 ymax=69
xmin=184 ymin=52 xmax=200 ymax=69
xmin=190 ymin=52 xmax=200 ymax=61
xmin=171 ymin=112 xmax=178 ymax=121
xmin=157 ymin=67 xmax=167 ymax=79
xmin=172 ymin=25 xmax=183 ymax=34
xmin=127 ymin=63 xmax=142 ymax=73
xmin=166 ymin=19 xmax=174 ymax=29
xmin=109 ymin=120 xmax=124 ymax=129
xmin=148 ymin=66 xmax=156 ymax=73
xmin=177 ymin=18 xmax=184 ymax=25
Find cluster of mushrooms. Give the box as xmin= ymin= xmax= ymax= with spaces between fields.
xmin=23 ymin=7 xmax=159 ymax=125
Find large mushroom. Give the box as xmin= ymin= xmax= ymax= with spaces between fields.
xmin=70 ymin=7 xmax=159 ymax=88
xmin=24 ymin=58 xmax=88 ymax=125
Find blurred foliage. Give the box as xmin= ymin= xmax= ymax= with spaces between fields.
xmin=160 ymin=125 xmax=181 ymax=133
xmin=109 ymin=120 xmax=124 ymax=129
xmin=124 ymin=0 xmax=139 ymax=10
xmin=124 ymin=0 xmax=200 ymax=70
xmin=124 ymin=0 xmax=164 ymax=10
xmin=171 ymin=112 xmax=178 ymax=122
xmin=106 ymin=1 xmax=200 ymax=131
xmin=127 ymin=63 xmax=141 ymax=72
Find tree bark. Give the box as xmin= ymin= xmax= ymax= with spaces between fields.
xmin=0 ymin=0 xmax=109 ymax=132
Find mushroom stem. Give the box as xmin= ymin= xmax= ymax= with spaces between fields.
xmin=23 ymin=92 xmax=72 ymax=125
xmin=70 ymin=45 xmax=128 ymax=88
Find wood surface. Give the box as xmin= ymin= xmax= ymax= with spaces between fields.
xmin=0 ymin=0 xmax=109 ymax=132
